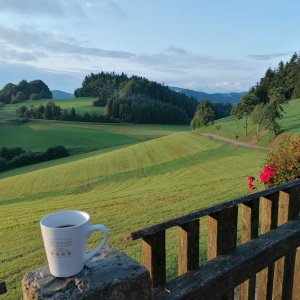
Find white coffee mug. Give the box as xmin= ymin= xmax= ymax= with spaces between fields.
xmin=40 ymin=210 xmax=108 ymax=277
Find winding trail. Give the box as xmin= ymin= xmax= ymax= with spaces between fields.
xmin=195 ymin=132 xmax=270 ymax=150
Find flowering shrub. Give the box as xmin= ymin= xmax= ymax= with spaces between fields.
xmin=259 ymin=165 xmax=277 ymax=188
xmin=247 ymin=135 xmax=300 ymax=190
xmin=266 ymin=135 xmax=300 ymax=185
xmin=247 ymin=165 xmax=277 ymax=190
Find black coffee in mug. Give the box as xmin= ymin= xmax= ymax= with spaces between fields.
xmin=56 ymin=224 xmax=75 ymax=228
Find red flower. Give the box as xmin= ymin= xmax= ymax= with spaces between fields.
xmin=247 ymin=176 xmax=256 ymax=190
xmin=260 ymin=165 xmax=277 ymax=183
xmin=259 ymin=172 xmax=270 ymax=183
xmin=247 ymin=176 xmax=255 ymax=183
xmin=248 ymin=164 xmax=277 ymax=190
xmin=248 ymin=183 xmax=255 ymax=190
xmin=263 ymin=165 xmax=277 ymax=176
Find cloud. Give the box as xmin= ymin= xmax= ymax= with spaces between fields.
xmin=0 ymin=0 xmax=64 ymax=16
xmin=0 ymin=44 xmax=43 ymax=62
xmin=0 ymin=60 xmax=82 ymax=92
xmin=0 ymin=25 xmax=246 ymax=89
xmin=212 ymin=81 xmax=242 ymax=89
xmin=0 ymin=25 xmax=134 ymax=59
xmin=134 ymin=51 xmax=243 ymax=74
xmin=183 ymin=81 xmax=196 ymax=88
xmin=165 ymin=47 xmax=189 ymax=56
xmin=0 ymin=0 xmax=126 ymax=19
xmin=247 ymin=52 xmax=292 ymax=61
xmin=0 ymin=25 xmax=257 ymax=93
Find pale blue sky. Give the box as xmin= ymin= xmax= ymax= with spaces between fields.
xmin=0 ymin=0 xmax=299 ymax=93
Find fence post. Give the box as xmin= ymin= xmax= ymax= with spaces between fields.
xmin=292 ymin=246 xmax=300 ymax=299
xmin=142 ymin=230 xmax=166 ymax=288
xmin=208 ymin=206 xmax=238 ymax=300
xmin=178 ymin=219 xmax=200 ymax=275
xmin=239 ymin=198 xmax=259 ymax=300
xmin=257 ymin=192 xmax=279 ymax=300
xmin=281 ymin=185 xmax=300 ymax=300
xmin=271 ymin=187 xmax=299 ymax=299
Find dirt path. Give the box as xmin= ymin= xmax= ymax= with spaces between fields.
xmin=196 ymin=132 xmax=270 ymax=150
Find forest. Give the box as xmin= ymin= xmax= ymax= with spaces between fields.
xmin=0 ymin=145 xmax=69 ymax=172
xmin=74 ymin=72 xmax=233 ymax=124
xmin=15 ymin=102 xmax=114 ymax=123
xmin=75 ymin=72 xmax=199 ymax=124
xmin=231 ymin=52 xmax=300 ymax=135
xmin=192 ymin=52 xmax=300 ymax=133
xmin=0 ymin=79 xmax=52 ymax=104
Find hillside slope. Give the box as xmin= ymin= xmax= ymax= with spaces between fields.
xmin=0 ymin=132 xmax=267 ymax=298
xmin=170 ymin=86 xmax=245 ymax=104
xmin=198 ymin=98 xmax=300 ymax=146
xmin=0 ymin=132 xmax=221 ymax=199
xmin=51 ymin=90 xmax=74 ymax=99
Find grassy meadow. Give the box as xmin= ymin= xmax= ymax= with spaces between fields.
xmin=6 ymin=96 xmax=300 ymax=298
xmin=0 ymin=120 xmax=189 ymax=152
xmin=0 ymin=130 xmax=267 ymax=299
xmin=200 ymin=97 xmax=300 ymax=146
xmin=0 ymin=97 xmax=104 ymax=120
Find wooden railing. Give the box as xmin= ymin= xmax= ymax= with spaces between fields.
xmin=127 ymin=179 xmax=300 ymax=299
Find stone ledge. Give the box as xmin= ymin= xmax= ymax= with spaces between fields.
xmin=22 ymin=246 xmax=152 ymax=300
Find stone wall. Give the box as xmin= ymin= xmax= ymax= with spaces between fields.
xmin=22 ymin=246 xmax=152 ymax=300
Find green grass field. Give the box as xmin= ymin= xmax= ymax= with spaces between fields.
xmin=0 ymin=97 xmax=104 ymax=120
xmin=0 ymin=120 xmax=189 ymax=152
xmin=0 ymin=131 xmax=267 ymax=299
xmin=3 ymin=96 xmax=300 ymax=298
xmin=199 ymin=98 xmax=300 ymax=146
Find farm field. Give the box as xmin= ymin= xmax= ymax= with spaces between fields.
xmin=0 ymin=122 xmax=190 ymax=179
xmin=0 ymin=120 xmax=189 ymax=152
xmin=0 ymin=131 xmax=267 ymax=299
xmin=200 ymin=97 xmax=300 ymax=146
xmin=0 ymin=97 xmax=104 ymax=120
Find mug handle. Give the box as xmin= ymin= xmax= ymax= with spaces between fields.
xmin=83 ymin=224 xmax=109 ymax=263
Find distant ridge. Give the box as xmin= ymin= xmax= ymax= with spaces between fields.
xmin=170 ymin=87 xmax=245 ymax=104
xmin=51 ymin=90 xmax=74 ymax=99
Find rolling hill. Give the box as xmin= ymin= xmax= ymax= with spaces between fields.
xmin=170 ymin=86 xmax=245 ymax=104
xmin=2 ymin=96 xmax=300 ymax=299
xmin=0 ymin=130 xmax=266 ymax=299
xmin=51 ymin=90 xmax=74 ymax=99
xmin=197 ymin=98 xmax=300 ymax=146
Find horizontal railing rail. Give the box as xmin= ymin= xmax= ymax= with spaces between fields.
xmin=128 ymin=178 xmax=300 ymax=241
xmin=128 ymin=178 xmax=300 ymax=299
xmin=154 ymin=216 xmax=300 ymax=299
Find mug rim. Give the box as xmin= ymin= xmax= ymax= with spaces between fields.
xmin=40 ymin=210 xmax=90 ymax=229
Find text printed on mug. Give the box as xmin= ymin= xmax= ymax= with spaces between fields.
xmin=49 ymin=239 xmax=72 ymax=258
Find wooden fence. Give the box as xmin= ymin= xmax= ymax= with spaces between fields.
xmin=128 ymin=179 xmax=300 ymax=299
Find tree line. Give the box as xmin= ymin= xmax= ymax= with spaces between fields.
xmin=190 ymin=100 xmax=233 ymax=128
xmin=0 ymin=145 xmax=69 ymax=172
xmin=106 ymin=94 xmax=189 ymax=124
xmin=231 ymin=52 xmax=300 ymax=136
xmin=16 ymin=102 xmax=115 ymax=123
xmin=74 ymin=71 xmax=199 ymax=124
xmin=0 ymin=79 xmax=52 ymax=104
